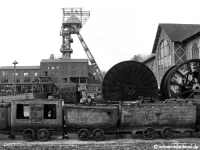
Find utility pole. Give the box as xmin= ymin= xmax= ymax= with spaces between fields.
xmin=13 ymin=60 xmax=18 ymax=95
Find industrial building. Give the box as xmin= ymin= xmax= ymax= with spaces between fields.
xmin=0 ymin=56 xmax=101 ymax=94
xmin=143 ymin=23 xmax=200 ymax=87
xmin=0 ymin=8 xmax=102 ymax=96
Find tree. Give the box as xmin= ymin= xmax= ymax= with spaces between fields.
xmin=131 ymin=54 xmax=153 ymax=62
xmin=101 ymin=70 xmax=107 ymax=79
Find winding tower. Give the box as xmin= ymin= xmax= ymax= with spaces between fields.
xmin=60 ymin=8 xmax=103 ymax=81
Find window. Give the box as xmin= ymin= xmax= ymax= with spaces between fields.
xmin=158 ymin=39 xmax=171 ymax=70
xmin=1 ymin=78 xmax=8 ymax=83
xmin=62 ymin=78 xmax=67 ymax=83
xmin=2 ymin=71 xmax=7 ymax=77
xmin=44 ymin=71 xmax=48 ymax=76
xmin=44 ymin=104 xmax=56 ymax=119
xmin=80 ymin=77 xmax=86 ymax=83
xmin=81 ymin=71 xmax=86 ymax=76
xmin=16 ymin=104 xmax=30 ymax=119
xmin=24 ymin=72 xmax=29 ymax=76
xmin=24 ymin=77 xmax=30 ymax=82
xmin=71 ymin=71 xmax=78 ymax=76
xmin=192 ymin=42 xmax=199 ymax=59
xmin=70 ymin=77 xmax=79 ymax=83
xmin=81 ymin=64 xmax=86 ymax=69
xmin=35 ymin=77 xmax=39 ymax=82
xmin=13 ymin=72 xmax=18 ymax=76
xmin=35 ymin=72 xmax=38 ymax=76
xmin=16 ymin=78 xmax=20 ymax=82
xmin=71 ymin=63 xmax=78 ymax=69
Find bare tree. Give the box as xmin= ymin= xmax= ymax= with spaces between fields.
xmin=101 ymin=70 xmax=107 ymax=79
xmin=131 ymin=54 xmax=153 ymax=62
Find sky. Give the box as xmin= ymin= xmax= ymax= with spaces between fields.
xmin=0 ymin=0 xmax=200 ymax=71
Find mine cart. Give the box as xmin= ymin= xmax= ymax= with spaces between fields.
xmin=63 ymin=104 xmax=118 ymax=141
xmin=0 ymin=101 xmax=13 ymax=139
xmin=11 ymin=99 xmax=63 ymax=142
xmin=119 ymin=101 xmax=197 ymax=140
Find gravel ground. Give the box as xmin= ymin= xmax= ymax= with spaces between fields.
xmin=1 ymin=133 xmax=200 ymax=150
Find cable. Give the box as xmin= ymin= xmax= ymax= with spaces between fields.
xmin=94 ymin=34 xmax=130 ymax=61
xmin=93 ymin=33 xmax=132 ymax=60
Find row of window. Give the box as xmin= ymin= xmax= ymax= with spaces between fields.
xmin=42 ymin=71 xmax=87 ymax=76
xmin=157 ymin=40 xmax=200 ymax=71
xmin=1 ymin=71 xmax=38 ymax=77
xmin=41 ymin=63 xmax=87 ymax=70
xmin=1 ymin=77 xmax=39 ymax=83
xmin=17 ymin=104 xmax=56 ymax=119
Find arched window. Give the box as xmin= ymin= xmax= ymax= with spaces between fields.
xmin=192 ymin=42 xmax=199 ymax=59
xmin=158 ymin=39 xmax=171 ymax=70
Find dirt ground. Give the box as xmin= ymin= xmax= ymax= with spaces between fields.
xmin=1 ymin=132 xmax=200 ymax=149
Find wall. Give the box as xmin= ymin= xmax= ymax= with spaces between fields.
xmin=0 ymin=69 xmax=40 ymax=84
xmin=185 ymin=36 xmax=200 ymax=60
xmin=40 ymin=62 xmax=88 ymax=83
xmin=153 ymin=29 xmax=172 ymax=87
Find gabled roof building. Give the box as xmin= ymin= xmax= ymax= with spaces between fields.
xmin=146 ymin=23 xmax=200 ymax=87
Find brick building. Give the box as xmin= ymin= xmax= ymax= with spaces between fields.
xmin=0 ymin=56 xmax=101 ymax=95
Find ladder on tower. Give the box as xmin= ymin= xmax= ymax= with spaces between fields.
xmin=76 ymin=32 xmax=103 ymax=82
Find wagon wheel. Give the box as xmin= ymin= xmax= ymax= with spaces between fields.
xmin=166 ymin=59 xmax=200 ymax=99
xmin=102 ymin=61 xmax=158 ymax=101
xmin=92 ymin=128 xmax=105 ymax=141
xmin=78 ymin=129 xmax=90 ymax=141
xmin=23 ymin=129 xmax=36 ymax=142
xmin=161 ymin=127 xmax=174 ymax=139
xmin=37 ymin=129 xmax=51 ymax=142
xmin=8 ymin=134 xmax=15 ymax=140
xmin=142 ymin=127 xmax=155 ymax=140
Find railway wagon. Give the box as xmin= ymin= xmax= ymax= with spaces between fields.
xmin=10 ymin=99 xmax=63 ymax=141
xmin=119 ymin=101 xmax=197 ymax=139
xmin=63 ymin=104 xmax=118 ymax=141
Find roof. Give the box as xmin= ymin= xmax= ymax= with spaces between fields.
xmin=41 ymin=59 xmax=88 ymax=63
xmin=152 ymin=23 xmax=200 ymax=53
xmin=143 ymin=54 xmax=156 ymax=64
xmin=0 ymin=66 xmax=40 ymax=70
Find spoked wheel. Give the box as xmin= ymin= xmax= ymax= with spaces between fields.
xmin=142 ymin=127 xmax=155 ymax=140
xmin=23 ymin=129 xmax=36 ymax=142
xmin=78 ymin=129 xmax=90 ymax=141
xmin=102 ymin=61 xmax=158 ymax=102
xmin=92 ymin=128 xmax=105 ymax=141
xmin=163 ymin=59 xmax=200 ymax=99
xmin=37 ymin=129 xmax=51 ymax=142
xmin=161 ymin=127 xmax=174 ymax=139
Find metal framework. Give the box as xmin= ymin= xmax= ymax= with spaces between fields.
xmin=60 ymin=8 xmax=103 ymax=82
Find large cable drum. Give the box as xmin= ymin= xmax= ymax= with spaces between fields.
xmin=102 ymin=61 xmax=158 ymax=101
xmin=161 ymin=59 xmax=200 ymax=99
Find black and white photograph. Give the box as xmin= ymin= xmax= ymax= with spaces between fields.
xmin=0 ymin=0 xmax=200 ymax=149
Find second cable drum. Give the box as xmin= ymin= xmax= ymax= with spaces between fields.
xmin=102 ymin=61 xmax=158 ymax=102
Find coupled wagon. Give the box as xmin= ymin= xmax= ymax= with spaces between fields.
xmin=63 ymin=104 xmax=118 ymax=141
xmin=10 ymin=99 xmax=63 ymax=141
xmin=119 ymin=101 xmax=197 ymax=139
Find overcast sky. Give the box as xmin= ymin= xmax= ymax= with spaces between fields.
xmin=0 ymin=0 xmax=200 ymax=71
